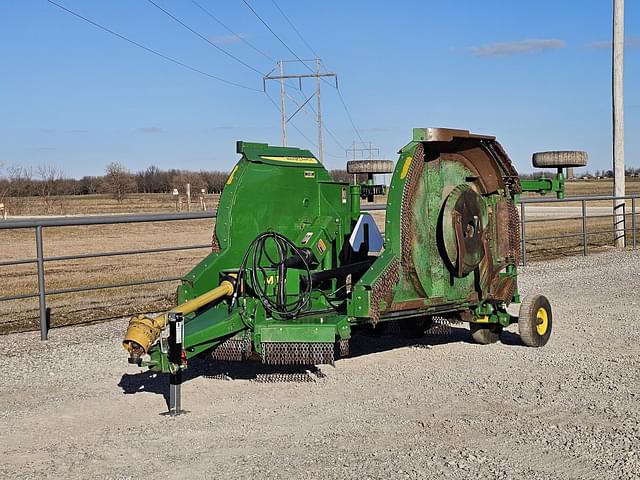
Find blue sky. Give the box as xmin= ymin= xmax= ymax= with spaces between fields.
xmin=0 ymin=0 xmax=638 ymax=178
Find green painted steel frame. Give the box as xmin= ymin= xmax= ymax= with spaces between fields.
xmin=142 ymin=129 xmax=566 ymax=373
xmin=146 ymin=142 xmax=360 ymax=372
xmin=520 ymin=169 xmax=565 ymax=199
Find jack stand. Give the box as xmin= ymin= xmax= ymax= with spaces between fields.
xmin=168 ymin=370 xmax=183 ymax=416
xmin=163 ymin=312 xmax=186 ymax=416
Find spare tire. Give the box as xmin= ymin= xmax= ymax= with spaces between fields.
xmin=532 ymin=151 xmax=588 ymax=168
xmin=346 ymin=160 xmax=394 ymax=174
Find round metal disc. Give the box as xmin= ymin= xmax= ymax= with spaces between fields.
xmin=442 ymin=185 xmax=486 ymax=277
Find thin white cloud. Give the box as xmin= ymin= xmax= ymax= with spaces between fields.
xmin=584 ymin=36 xmax=640 ymax=49
xmin=135 ymin=127 xmax=166 ymax=134
xmin=211 ymin=33 xmax=249 ymax=46
xmin=470 ymin=39 xmax=566 ymax=57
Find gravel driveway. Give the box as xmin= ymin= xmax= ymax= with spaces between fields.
xmin=1 ymin=250 xmax=639 ymax=479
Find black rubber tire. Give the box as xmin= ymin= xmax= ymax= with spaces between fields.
xmin=532 ymin=151 xmax=588 ymax=168
xmin=518 ymin=295 xmax=552 ymax=347
xmin=469 ymin=323 xmax=502 ymax=344
xmin=346 ymin=160 xmax=394 ymax=174
xmin=399 ymin=316 xmax=434 ymax=338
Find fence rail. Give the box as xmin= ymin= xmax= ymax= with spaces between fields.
xmin=519 ymin=194 xmax=638 ymax=265
xmin=0 ymin=196 xmax=638 ymax=340
xmin=0 ymin=211 xmax=217 ymax=340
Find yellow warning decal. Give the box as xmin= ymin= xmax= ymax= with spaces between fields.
xmin=317 ymin=238 xmax=326 ymax=255
xmin=260 ymin=156 xmax=318 ymax=164
xmin=400 ymin=155 xmax=413 ymax=179
xmin=226 ymin=165 xmax=239 ymax=185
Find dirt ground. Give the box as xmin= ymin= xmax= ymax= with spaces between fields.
xmin=1 ymin=250 xmax=638 ymax=480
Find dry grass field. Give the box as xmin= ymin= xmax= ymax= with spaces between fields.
xmin=0 ymin=179 xmax=638 ymax=334
xmin=4 ymin=192 xmax=219 ymax=216
xmin=564 ymin=178 xmax=640 ymax=196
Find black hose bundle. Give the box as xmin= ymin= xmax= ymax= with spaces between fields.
xmin=233 ymin=232 xmax=312 ymax=320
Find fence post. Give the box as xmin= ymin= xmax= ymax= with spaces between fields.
xmin=35 ymin=225 xmax=48 ymax=341
xmin=632 ymin=197 xmax=637 ymax=249
xmin=581 ymin=199 xmax=588 ymax=256
xmin=520 ymin=201 xmax=527 ymax=266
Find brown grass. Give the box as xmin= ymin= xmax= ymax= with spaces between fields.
xmin=1 ymin=181 xmax=638 ymax=334
xmin=3 ymin=192 xmax=219 ymax=216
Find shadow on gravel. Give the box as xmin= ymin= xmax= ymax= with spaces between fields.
xmin=118 ymin=357 xmax=327 ymax=408
xmin=499 ymin=330 xmax=524 ymax=346
xmin=346 ymin=325 xmax=473 ymax=359
xmin=117 ymin=325 xmax=522 ymax=407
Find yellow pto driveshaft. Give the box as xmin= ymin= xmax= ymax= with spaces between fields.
xmin=122 ymin=279 xmax=235 ymax=358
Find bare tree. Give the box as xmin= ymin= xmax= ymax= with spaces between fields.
xmin=7 ymin=165 xmax=34 ymax=197
xmin=78 ymin=176 xmax=101 ymax=194
xmin=102 ymin=162 xmax=136 ymax=202
xmin=0 ymin=165 xmax=33 ymax=215
xmin=0 ymin=162 xmax=9 ymax=217
xmin=36 ymin=164 xmax=63 ymax=213
xmin=0 ymin=162 xmax=7 ymax=200
xmin=169 ymin=170 xmax=207 ymax=193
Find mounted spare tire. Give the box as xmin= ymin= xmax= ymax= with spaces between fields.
xmin=532 ymin=151 xmax=588 ymax=168
xmin=346 ymin=160 xmax=394 ymax=174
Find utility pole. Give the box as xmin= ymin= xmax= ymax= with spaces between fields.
xmin=278 ymin=60 xmax=286 ymax=146
xmin=613 ymin=0 xmax=625 ymax=248
xmin=263 ymin=59 xmax=337 ymax=163
xmin=316 ymin=58 xmax=323 ymax=164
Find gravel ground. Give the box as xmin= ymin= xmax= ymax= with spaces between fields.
xmin=1 ymin=250 xmax=639 ymax=480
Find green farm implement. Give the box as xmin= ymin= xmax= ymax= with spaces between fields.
xmin=123 ymin=127 xmax=586 ymax=414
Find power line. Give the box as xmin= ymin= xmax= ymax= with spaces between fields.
xmin=285 ymin=91 xmax=344 ymax=155
xmin=270 ymin=0 xmax=320 ymax=59
xmin=145 ymin=0 xmax=264 ymax=76
xmin=253 ymin=0 xmax=366 ymax=148
xmin=190 ymin=0 xmax=276 ymax=64
xmin=289 ymin=91 xmax=346 ymax=151
xmin=264 ymin=92 xmax=317 ymax=148
xmin=46 ymin=0 xmax=262 ymax=92
xmin=240 ymin=0 xmax=315 ymax=71
xmin=336 ymin=86 xmax=366 ymax=147
xmin=188 ymin=1 xmax=298 ymax=91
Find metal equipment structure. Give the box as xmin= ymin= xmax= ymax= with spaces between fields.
xmin=123 ymin=127 xmax=585 ymax=414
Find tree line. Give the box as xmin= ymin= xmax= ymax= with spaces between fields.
xmin=0 ymin=161 xmax=359 ymax=204
xmin=5 ymin=159 xmax=633 ymax=207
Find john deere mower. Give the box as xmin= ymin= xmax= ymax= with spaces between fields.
xmin=123 ymin=127 xmax=586 ymax=414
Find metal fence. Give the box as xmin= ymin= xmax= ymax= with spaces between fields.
xmin=519 ymin=194 xmax=639 ymax=265
xmin=0 ymin=211 xmax=217 ymax=340
xmin=0 ymin=196 xmax=637 ymax=340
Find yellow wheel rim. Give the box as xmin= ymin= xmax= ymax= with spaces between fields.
xmin=536 ymin=307 xmax=549 ymax=335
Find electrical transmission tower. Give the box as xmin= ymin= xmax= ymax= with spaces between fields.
xmin=345 ymin=142 xmax=384 ymax=185
xmin=263 ymin=59 xmax=337 ymax=162
xmin=346 ymin=142 xmax=380 ymax=161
